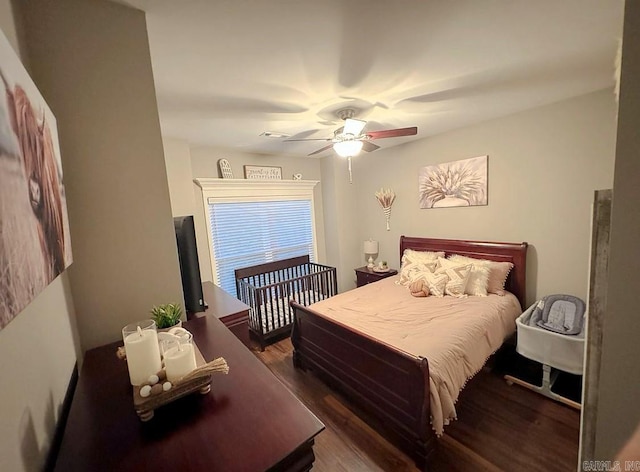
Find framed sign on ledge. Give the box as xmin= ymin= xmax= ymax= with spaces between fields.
xmin=244 ymin=165 xmax=282 ymax=180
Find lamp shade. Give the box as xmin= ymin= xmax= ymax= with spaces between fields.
xmin=333 ymin=140 xmax=363 ymax=157
xmin=363 ymin=240 xmax=379 ymax=255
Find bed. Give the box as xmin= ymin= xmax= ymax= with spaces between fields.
xmin=235 ymin=255 xmax=337 ymax=350
xmin=291 ymin=236 xmax=528 ymax=470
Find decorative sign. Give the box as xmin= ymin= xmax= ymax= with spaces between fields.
xmin=218 ymin=158 xmax=233 ymax=178
xmin=243 ymin=165 xmax=282 ymax=180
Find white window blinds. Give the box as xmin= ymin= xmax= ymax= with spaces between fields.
xmin=208 ymin=199 xmax=314 ymax=295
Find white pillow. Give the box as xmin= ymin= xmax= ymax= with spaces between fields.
xmin=398 ymin=261 xmax=437 ymax=286
xmin=401 ymin=249 xmax=445 ymax=266
xmin=421 ymin=271 xmax=448 ymax=298
xmin=439 ymin=256 xmax=489 ymax=296
xmin=398 ymin=249 xmax=444 ymax=286
xmin=435 ymin=262 xmax=472 ymax=298
xmin=448 ymin=254 xmax=513 ymax=295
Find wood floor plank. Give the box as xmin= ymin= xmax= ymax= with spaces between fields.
xmin=254 ymin=339 xmax=580 ymax=471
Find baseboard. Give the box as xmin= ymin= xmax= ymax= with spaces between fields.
xmin=44 ymin=362 xmax=78 ymax=472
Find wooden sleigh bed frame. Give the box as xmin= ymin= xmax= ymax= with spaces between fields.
xmin=291 ymin=236 xmax=528 ymax=470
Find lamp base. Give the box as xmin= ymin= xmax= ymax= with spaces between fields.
xmin=367 ymin=256 xmax=374 ymax=269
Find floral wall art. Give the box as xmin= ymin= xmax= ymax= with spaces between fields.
xmin=0 ymin=31 xmax=73 ymax=330
xmin=419 ymin=155 xmax=488 ymax=209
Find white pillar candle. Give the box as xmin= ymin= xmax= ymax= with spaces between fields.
xmin=123 ymin=320 xmax=162 ymax=386
xmin=164 ymin=343 xmax=197 ymax=382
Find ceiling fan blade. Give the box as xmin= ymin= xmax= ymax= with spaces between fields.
xmin=366 ymin=126 xmax=418 ymax=140
xmin=284 ymin=138 xmax=333 ymax=142
xmin=308 ymin=143 xmax=335 ymax=156
xmin=361 ymin=141 xmax=380 ymax=153
xmin=343 ymin=118 xmax=366 ymax=136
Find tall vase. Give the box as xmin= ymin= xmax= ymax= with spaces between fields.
xmin=383 ymin=207 xmax=391 ymax=231
xmin=432 ymin=195 xmax=470 ymax=208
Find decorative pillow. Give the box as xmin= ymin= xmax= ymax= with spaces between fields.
xmin=398 ymin=260 xmax=437 ymax=286
xmin=401 ymin=249 xmax=445 ymax=266
xmin=448 ymin=254 xmax=514 ymax=295
xmin=420 ymin=271 xmax=448 ymax=298
xmin=409 ymin=279 xmax=430 ymax=297
xmin=438 ymin=257 xmax=489 ymax=296
xmin=435 ymin=262 xmax=472 ymax=298
xmin=485 ymin=261 xmax=513 ymax=294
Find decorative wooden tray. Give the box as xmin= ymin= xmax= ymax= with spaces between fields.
xmin=132 ymin=343 xmax=210 ymax=421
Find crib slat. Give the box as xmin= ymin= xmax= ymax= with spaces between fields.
xmin=234 ymin=257 xmax=337 ymax=350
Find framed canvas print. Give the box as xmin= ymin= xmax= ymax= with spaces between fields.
xmin=419 ymin=155 xmax=488 ymax=209
xmin=0 ymin=31 xmax=73 ymax=330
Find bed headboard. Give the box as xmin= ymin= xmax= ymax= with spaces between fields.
xmin=399 ymin=236 xmax=529 ymax=308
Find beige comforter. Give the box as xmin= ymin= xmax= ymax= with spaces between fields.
xmin=307 ymin=275 xmax=522 ymax=436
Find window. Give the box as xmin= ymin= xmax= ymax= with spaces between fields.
xmin=195 ymin=179 xmax=319 ymax=295
xmin=208 ymin=200 xmax=314 ymax=294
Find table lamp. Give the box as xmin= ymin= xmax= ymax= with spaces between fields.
xmin=364 ymin=240 xmax=379 ymax=269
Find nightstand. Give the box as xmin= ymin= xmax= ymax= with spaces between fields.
xmin=355 ymin=266 xmax=398 ymax=287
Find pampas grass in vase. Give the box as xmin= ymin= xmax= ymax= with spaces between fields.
xmin=375 ymin=188 xmax=396 ymax=231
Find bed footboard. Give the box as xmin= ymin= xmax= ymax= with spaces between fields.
xmin=291 ymin=301 xmax=436 ymax=469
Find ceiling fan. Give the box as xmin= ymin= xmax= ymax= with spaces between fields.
xmin=284 ymin=108 xmax=418 ymax=157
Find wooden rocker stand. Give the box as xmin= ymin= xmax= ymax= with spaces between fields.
xmin=504 ymin=364 xmax=581 ymax=410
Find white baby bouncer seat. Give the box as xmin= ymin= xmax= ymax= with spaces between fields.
xmin=505 ymin=295 xmax=586 ymax=409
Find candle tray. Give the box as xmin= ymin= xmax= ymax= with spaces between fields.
xmin=132 ymin=342 xmax=211 ymax=421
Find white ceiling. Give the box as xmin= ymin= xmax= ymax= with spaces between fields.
xmin=123 ymin=0 xmax=624 ymax=157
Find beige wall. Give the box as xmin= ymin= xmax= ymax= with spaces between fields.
xmin=20 ymin=0 xmax=183 ymax=350
xmin=163 ymin=137 xmax=196 ymax=217
xmin=353 ymin=89 xmax=617 ymax=306
xmin=190 ymin=145 xmax=323 ymax=182
xmin=185 ymin=92 xmax=617 ymax=297
xmin=0 ymin=3 xmax=80 ymax=471
xmin=320 ymin=155 xmax=361 ymax=292
xmin=0 ymin=0 xmax=18 ymax=52
xmin=595 ymin=1 xmax=640 ymax=459
xmin=161 ymin=138 xmax=211 ymax=283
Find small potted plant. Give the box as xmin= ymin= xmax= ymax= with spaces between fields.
xmin=150 ymin=303 xmax=183 ymax=331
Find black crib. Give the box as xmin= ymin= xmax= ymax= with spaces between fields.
xmin=235 ymin=255 xmax=337 ymax=350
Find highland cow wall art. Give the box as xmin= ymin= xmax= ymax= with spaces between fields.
xmin=0 ymin=32 xmax=72 ymax=330
xmin=419 ymin=155 xmax=488 ymax=209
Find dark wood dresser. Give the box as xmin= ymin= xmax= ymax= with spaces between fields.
xmin=54 ymin=315 xmax=324 ymax=472
xmin=355 ymin=266 xmax=398 ymax=287
xmin=195 ymin=281 xmax=251 ymax=348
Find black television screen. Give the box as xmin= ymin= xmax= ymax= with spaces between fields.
xmin=173 ymin=215 xmax=206 ymax=316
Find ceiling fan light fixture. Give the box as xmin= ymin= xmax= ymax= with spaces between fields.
xmin=333 ymin=139 xmax=363 ymax=158
xmin=343 ymin=118 xmax=366 ymax=136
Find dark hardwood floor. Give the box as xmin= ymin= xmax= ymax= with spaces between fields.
xmin=253 ymin=338 xmax=580 ymax=472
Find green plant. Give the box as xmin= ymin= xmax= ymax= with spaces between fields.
xmin=150 ymin=303 xmax=183 ymax=329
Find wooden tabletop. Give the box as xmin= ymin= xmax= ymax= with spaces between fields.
xmin=199 ymin=281 xmax=250 ymax=320
xmin=354 ymin=266 xmax=398 ymax=275
xmin=54 ymin=315 xmax=324 ymax=471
